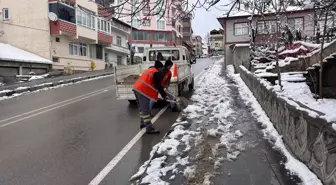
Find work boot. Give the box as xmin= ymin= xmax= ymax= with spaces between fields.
xmin=146 ymin=124 xmax=160 ymax=134
xmin=171 ymin=106 xmax=180 ymax=112
xmin=140 ymin=120 xmax=146 ymax=129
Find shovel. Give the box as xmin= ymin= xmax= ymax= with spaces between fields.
xmin=164 ymin=90 xmax=190 ymax=110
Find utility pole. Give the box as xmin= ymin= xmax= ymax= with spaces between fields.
xmin=130 ymin=0 xmax=134 ymax=64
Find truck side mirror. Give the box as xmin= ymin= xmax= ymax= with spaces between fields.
xmin=143 ymin=56 xmax=146 ymax=62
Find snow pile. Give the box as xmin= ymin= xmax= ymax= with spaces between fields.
xmin=28 ymin=74 xmax=50 ymax=81
xmin=280 ymin=80 xmax=336 ymax=122
xmin=228 ymin=65 xmax=323 ymax=185
xmin=130 ymin=124 xmax=200 ymax=184
xmin=0 ymin=43 xmax=52 ymax=64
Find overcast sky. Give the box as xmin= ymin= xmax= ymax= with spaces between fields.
xmin=191 ymin=0 xmax=231 ymax=39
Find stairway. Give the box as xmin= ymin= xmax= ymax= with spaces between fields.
xmin=304 ymin=53 xmax=336 ymax=98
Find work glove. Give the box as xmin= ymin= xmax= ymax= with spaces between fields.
xmin=163 ymin=96 xmax=170 ymax=101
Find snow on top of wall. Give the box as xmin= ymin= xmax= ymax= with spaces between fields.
xmin=0 ymin=43 xmax=52 ymax=64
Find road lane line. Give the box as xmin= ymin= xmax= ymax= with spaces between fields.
xmin=0 ymin=87 xmax=114 ymax=128
xmin=88 ymin=105 xmax=169 ymax=185
xmin=0 ymin=86 xmax=114 ymax=124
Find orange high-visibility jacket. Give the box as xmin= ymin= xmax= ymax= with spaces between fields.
xmin=133 ymin=68 xmax=159 ymax=101
xmin=161 ymin=70 xmax=172 ymax=86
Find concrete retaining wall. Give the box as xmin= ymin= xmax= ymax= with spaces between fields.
xmin=232 ymin=45 xmax=251 ymax=73
xmin=239 ymin=66 xmax=336 ymax=184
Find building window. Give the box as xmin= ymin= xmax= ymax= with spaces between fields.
xmin=153 ymin=32 xmax=170 ymax=41
xmin=49 ymin=3 xmax=75 ymax=23
xmin=96 ymin=44 xmax=103 ymax=59
xmin=143 ymin=19 xmax=150 ymax=26
xmin=117 ymin=36 xmax=122 ymax=46
xmin=288 ymin=17 xmax=304 ymax=31
xmin=234 ymin=22 xmax=249 ymax=35
xmin=138 ymin=47 xmax=144 ymax=53
xmin=117 ymin=56 xmax=122 ymax=65
xmin=132 ymin=18 xmax=141 ymax=29
xmin=77 ymin=9 xmax=96 ymax=30
xmin=143 ymin=5 xmax=150 ymax=15
xmin=132 ymin=32 xmax=150 ymax=40
xmin=148 ymin=50 xmax=180 ymax=61
xmin=97 ymin=18 xmax=110 ymax=34
xmin=2 ymin=8 xmax=9 ymax=21
xmin=157 ymin=19 xmax=165 ymax=30
xmin=257 ymin=21 xmax=276 ymax=34
xmin=69 ymin=42 xmax=87 ymax=56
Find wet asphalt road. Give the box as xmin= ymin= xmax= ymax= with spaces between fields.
xmin=0 ymin=58 xmax=216 ymax=185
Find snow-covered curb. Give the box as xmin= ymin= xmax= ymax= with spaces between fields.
xmin=229 ymin=66 xmax=323 ymax=185
xmin=0 ymin=73 xmax=113 ymax=101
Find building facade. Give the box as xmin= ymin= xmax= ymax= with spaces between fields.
xmin=217 ymin=8 xmax=314 ymax=65
xmin=192 ymin=35 xmax=203 ymax=58
xmin=182 ymin=14 xmax=194 ymax=56
xmin=209 ymin=29 xmax=224 ymax=56
xmin=112 ymin=0 xmax=185 ymax=56
xmin=0 ymin=0 xmax=132 ymax=71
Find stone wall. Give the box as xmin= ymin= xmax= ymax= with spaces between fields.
xmin=239 ymin=66 xmax=336 ymax=185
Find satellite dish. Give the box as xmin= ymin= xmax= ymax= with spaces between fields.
xmin=48 ymin=12 xmax=58 ymax=22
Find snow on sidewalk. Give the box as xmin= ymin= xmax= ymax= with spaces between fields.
xmin=130 ymin=59 xmax=322 ymax=185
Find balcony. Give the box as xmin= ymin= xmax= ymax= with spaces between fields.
xmin=105 ymin=44 xmax=130 ymax=55
xmin=111 ymin=19 xmax=131 ymax=33
xmin=98 ymin=32 xmax=113 ymax=45
xmin=50 ymin=20 xmax=77 ymax=37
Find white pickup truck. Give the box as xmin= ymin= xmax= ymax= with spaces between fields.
xmin=114 ymin=46 xmax=196 ymax=103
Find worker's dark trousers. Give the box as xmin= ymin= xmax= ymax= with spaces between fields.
xmin=133 ymin=90 xmax=154 ymax=130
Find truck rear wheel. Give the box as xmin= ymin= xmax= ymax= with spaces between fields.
xmin=128 ymin=100 xmax=137 ymax=105
xmin=188 ymin=78 xmax=194 ymax=91
xmin=178 ymin=84 xmax=183 ymax=96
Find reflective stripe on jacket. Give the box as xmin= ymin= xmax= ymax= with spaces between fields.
xmin=161 ymin=70 xmax=172 ymax=86
xmin=133 ymin=68 xmax=159 ymax=102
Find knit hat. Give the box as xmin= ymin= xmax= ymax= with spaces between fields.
xmin=154 ymin=60 xmax=163 ymax=69
xmin=164 ymin=59 xmax=173 ymax=68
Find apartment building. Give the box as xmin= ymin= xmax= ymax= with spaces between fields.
xmin=192 ymin=35 xmax=203 ymax=58
xmin=217 ymin=7 xmax=314 ymax=65
xmin=209 ymin=29 xmax=224 ymax=56
xmin=182 ymin=14 xmax=194 ymax=55
xmin=0 ymin=0 xmax=132 ymax=71
xmin=111 ymin=0 xmax=184 ymax=56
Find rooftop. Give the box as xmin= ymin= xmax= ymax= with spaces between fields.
xmin=0 ymin=43 xmax=52 ymax=64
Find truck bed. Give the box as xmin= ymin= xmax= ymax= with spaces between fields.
xmin=114 ymin=63 xmax=192 ymax=100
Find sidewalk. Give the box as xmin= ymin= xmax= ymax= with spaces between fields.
xmin=130 ymin=60 xmax=321 ymax=185
xmin=0 ymin=69 xmax=113 ymax=97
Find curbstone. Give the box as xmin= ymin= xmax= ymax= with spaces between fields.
xmin=0 ymin=72 xmax=113 ymax=99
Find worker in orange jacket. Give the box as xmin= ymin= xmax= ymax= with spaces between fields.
xmin=133 ymin=60 xmax=168 ymax=134
xmin=149 ymin=59 xmax=178 ymax=115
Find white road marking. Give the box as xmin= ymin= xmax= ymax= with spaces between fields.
xmin=0 ymin=87 xmax=114 ymax=128
xmin=0 ymin=86 xmax=114 ymax=124
xmin=88 ymin=105 xmax=169 ymax=185
xmin=195 ymin=70 xmax=206 ymax=81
